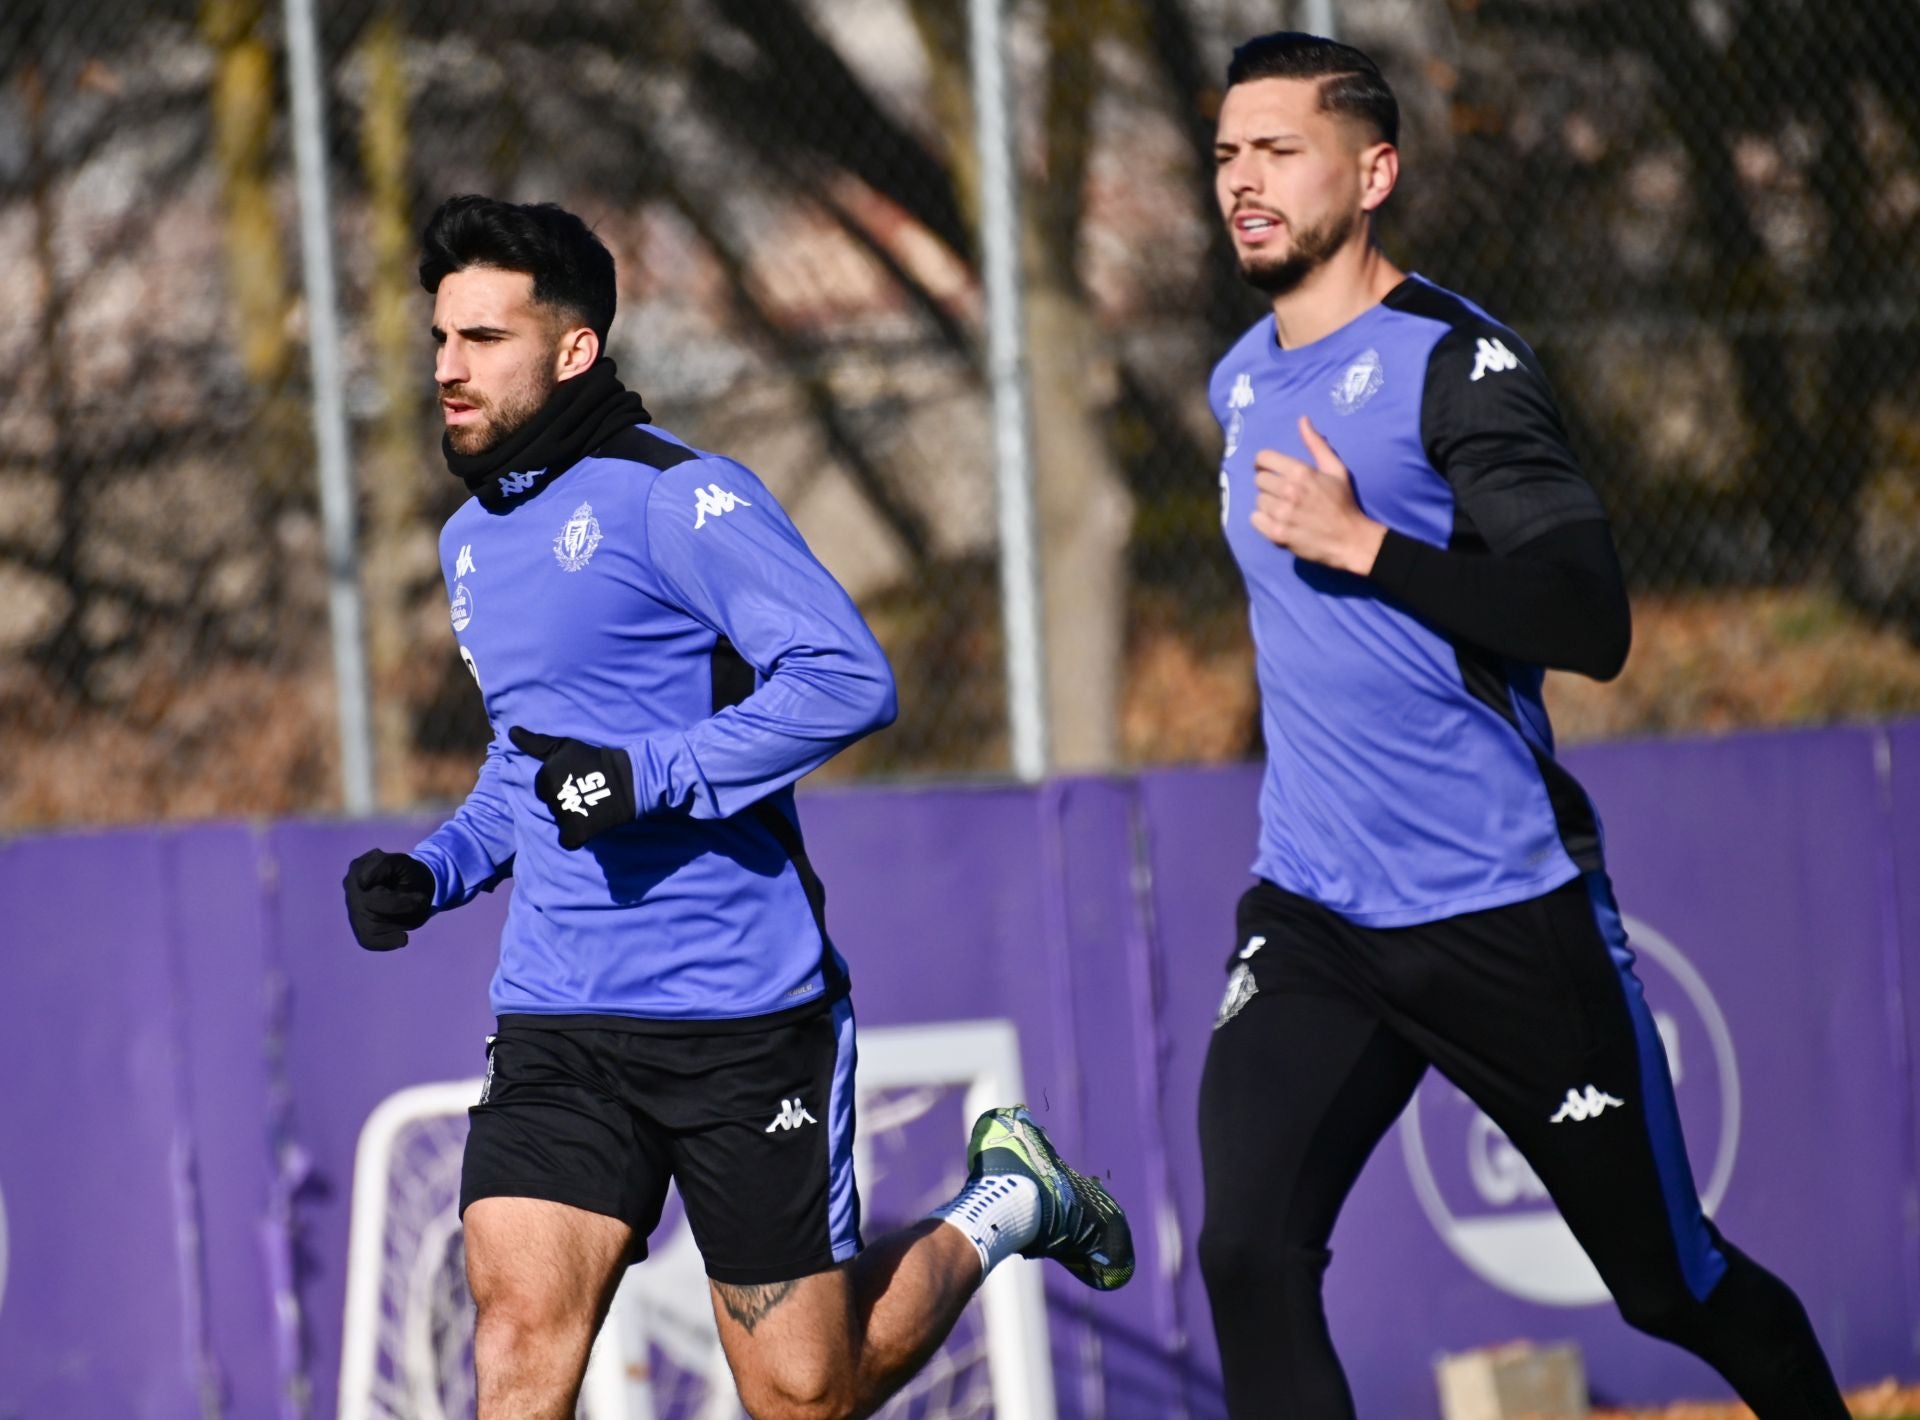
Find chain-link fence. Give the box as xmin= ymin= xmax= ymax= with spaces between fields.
xmin=5 ymin=0 xmax=1920 ymax=829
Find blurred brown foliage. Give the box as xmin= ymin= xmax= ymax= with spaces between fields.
xmin=6 ymin=0 xmax=1920 ymax=830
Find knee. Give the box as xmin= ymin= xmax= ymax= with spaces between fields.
xmin=735 ymin=1355 xmax=858 ymax=1420
xmin=1196 ymin=1222 xmax=1249 ymax=1294
xmin=472 ymin=1282 xmax=594 ymax=1361
xmin=1614 ymin=1279 xmax=1704 ymax=1343
xmin=1198 ymin=1219 xmax=1329 ymax=1304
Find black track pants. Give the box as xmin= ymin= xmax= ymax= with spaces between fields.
xmin=1196 ymin=874 xmax=1847 ymax=1419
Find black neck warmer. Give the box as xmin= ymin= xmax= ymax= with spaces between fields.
xmin=442 ymin=359 xmax=652 ymax=511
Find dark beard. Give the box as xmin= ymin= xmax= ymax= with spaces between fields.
xmin=1235 ymin=207 xmax=1358 ymax=296
xmin=440 ymin=359 xmax=653 ymax=510
xmin=444 ymin=366 xmax=560 ymax=456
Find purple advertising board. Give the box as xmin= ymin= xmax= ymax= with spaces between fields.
xmin=2 ymin=722 xmax=1917 ymax=1418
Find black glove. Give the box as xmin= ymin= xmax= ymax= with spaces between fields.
xmin=343 ymin=849 xmax=436 ymax=951
xmin=509 ymin=726 xmax=638 ymax=850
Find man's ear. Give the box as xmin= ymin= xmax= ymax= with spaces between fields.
xmin=1359 ymin=141 xmax=1399 ymax=214
xmin=555 ymin=324 xmax=600 ymax=380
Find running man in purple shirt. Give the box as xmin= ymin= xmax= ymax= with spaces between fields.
xmin=1195 ymin=33 xmax=1846 ymax=1418
xmin=340 ymin=196 xmax=1131 ymax=1419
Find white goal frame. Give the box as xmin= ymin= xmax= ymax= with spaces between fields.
xmin=338 ymin=1018 xmax=1056 ymax=1420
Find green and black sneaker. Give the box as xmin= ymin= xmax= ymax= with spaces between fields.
xmin=967 ymin=1104 xmax=1135 ymax=1291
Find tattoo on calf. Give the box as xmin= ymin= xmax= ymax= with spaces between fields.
xmin=715 ymin=1279 xmax=798 ymax=1335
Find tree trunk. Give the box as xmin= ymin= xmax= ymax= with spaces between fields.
xmin=1026 ymin=265 xmax=1132 ymax=769
xmin=202 ymin=0 xmax=293 ymax=417
xmin=1030 ymin=0 xmax=1129 ymax=769
xmin=356 ymin=9 xmax=433 ymax=805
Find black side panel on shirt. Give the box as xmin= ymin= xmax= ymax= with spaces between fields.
xmin=1385 ymin=280 xmax=1606 ymax=554
xmin=709 ymin=634 xmax=846 ymax=998
xmin=1443 ymin=492 xmax=1606 ymax=870
xmin=1379 ymin=280 xmax=1610 ymax=870
xmin=710 ymin=634 xmax=759 ymax=715
xmin=1452 ymin=634 xmax=1603 ymax=870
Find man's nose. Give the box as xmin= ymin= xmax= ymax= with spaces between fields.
xmin=435 ymin=341 xmax=466 ymax=386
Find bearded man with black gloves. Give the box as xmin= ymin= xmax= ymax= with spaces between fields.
xmin=344 ymin=196 xmax=1131 ymax=1420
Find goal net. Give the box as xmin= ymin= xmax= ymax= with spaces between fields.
xmin=338 ymin=1019 xmax=1055 ymax=1420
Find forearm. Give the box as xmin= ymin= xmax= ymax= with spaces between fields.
xmin=627 ymin=655 xmax=897 ymax=820
xmin=411 ymin=742 xmax=518 ymax=906
xmin=1366 ymin=519 xmax=1631 ymax=678
xmin=411 ymin=822 xmax=514 ymax=910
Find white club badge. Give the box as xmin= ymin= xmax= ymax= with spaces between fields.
xmin=1331 ymin=348 xmax=1385 ymax=415
xmin=554 ymin=502 xmax=603 ymax=572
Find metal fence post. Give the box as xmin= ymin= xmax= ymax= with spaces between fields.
xmin=1301 ymin=0 xmax=1339 ymax=38
xmin=968 ymin=0 xmax=1049 ymax=783
xmin=284 ymin=0 xmax=376 ymax=814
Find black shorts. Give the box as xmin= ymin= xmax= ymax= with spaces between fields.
xmin=459 ymin=998 xmax=862 ymax=1285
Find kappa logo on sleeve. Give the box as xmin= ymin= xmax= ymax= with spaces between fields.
xmin=1469 ymin=336 xmax=1520 ymax=382
xmin=693 ymin=483 xmax=752 ymax=529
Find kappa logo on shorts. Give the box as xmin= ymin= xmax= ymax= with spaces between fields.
xmin=765 ymin=1097 xmax=818 ymax=1133
xmin=1550 ymin=1084 xmax=1625 ymax=1124
xmin=1543 ymin=1082 xmax=1620 ymax=1128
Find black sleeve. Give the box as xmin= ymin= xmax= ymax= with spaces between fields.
xmin=1368 ymin=519 xmax=1631 ymax=680
xmin=1421 ymin=320 xmax=1606 ymax=554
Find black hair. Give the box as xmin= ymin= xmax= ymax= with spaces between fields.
xmin=418 ymin=195 xmax=617 ymax=343
xmin=1226 ymin=32 xmax=1399 ymax=147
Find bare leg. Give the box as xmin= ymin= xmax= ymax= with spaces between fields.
xmin=709 ymin=1219 xmax=983 ymax=1420
xmin=847 ymin=1220 xmax=982 ymax=1401
xmin=466 ymin=1196 xmax=633 ymax=1420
